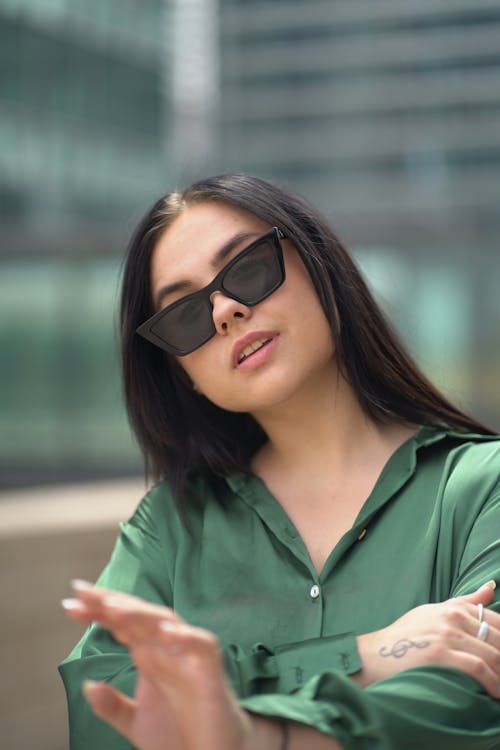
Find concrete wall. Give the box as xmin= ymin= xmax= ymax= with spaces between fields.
xmin=0 ymin=479 xmax=145 ymax=750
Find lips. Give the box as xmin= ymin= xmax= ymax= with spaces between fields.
xmin=232 ymin=331 xmax=278 ymax=368
xmin=238 ymin=337 xmax=272 ymax=363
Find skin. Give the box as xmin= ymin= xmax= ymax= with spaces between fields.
xmin=150 ymin=201 xmax=337 ymax=416
xmin=63 ymin=583 xmax=499 ymax=750
xmin=151 ymin=202 xmax=418 ymax=572
xmin=63 ymin=201 xmax=500 ymax=749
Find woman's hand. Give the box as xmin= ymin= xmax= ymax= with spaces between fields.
xmin=62 ymin=583 xmax=284 ymax=750
xmin=355 ymin=581 xmax=500 ymax=696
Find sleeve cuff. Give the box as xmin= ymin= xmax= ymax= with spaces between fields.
xmin=275 ymin=633 xmax=362 ymax=692
xmin=223 ymin=632 xmax=361 ymax=696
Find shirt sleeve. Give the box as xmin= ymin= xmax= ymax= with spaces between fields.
xmin=59 ymin=492 xmax=173 ymax=750
xmin=240 ymin=486 xmax=500 ymax=750
xmin=60 ymin=461 xmax=500 ymax=750
xmin=223 ymin=633 xmax=361 ymax=697
xmin=241 ymin=666 xmax=500 ymax=750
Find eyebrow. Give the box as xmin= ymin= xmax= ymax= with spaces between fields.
xmin=153 ymin=230 xmax=260 ymax=310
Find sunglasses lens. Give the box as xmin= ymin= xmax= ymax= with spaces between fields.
xmin=149 ymin=296 xmax=214 ymax=355
xmin=223 ymin=236 xmax=283 ymax=304
xmin=138 ymin=229 xmax=285 ymax=355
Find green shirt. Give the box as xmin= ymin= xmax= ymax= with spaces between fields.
xmin=60 ymin=427 xmax=500 ymax=749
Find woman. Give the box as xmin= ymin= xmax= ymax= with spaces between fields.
xmin=60 ymin=173 xmax=500 ymax=750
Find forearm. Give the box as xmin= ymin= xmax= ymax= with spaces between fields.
xmin=250 ymin=715 xmax=342 ymax=750
xmin=287 ymin=723 xmax=343 ymax=750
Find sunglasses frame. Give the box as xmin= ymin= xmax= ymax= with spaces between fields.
xmin=136 ymin=227 xmax=287 ymax=356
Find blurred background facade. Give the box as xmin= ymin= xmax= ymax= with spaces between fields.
xmin=1 ymin=0 xmax=170 ymax=486
xmin=1 ymin=2 xmax=499 ymax=747
xmin=1 ymin=0 xmax=500 ymax=489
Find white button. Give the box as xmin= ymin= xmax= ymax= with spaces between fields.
xmin=310 ymin=584 xmax=320 ymax=599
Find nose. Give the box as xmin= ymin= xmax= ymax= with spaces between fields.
xmin=210 ymin=291 xmax=252 ymax=335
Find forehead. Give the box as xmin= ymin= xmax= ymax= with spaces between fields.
xmin=150 ymin=201 xmax=269 ymax=282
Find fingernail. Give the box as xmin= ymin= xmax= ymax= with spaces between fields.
xmin=485 ymin=580 xmax=497 ymax=590
xmin=82 ymin=680 xmax=99 ymax=698
xmin=71 ymin=579 xmax=94 ymax=591
xmin=61 ymin=597 xmax=84 ymax=611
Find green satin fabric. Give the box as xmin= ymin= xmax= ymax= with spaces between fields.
xmin=60 ymin=426 xmax=500 ymax=749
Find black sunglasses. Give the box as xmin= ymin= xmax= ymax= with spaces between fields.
xmin=136 ymin=227 xmax=287 ymax=356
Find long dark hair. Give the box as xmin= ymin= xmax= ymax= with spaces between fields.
xmin=120 ymin=172 xmax=494 ymax=508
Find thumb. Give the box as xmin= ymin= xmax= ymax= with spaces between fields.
xmin=460 ymin=580 xmax=496 ymax=606
xmin=83 ymin=680 xmax=135 ymax=738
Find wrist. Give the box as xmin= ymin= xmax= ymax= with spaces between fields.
xmin=353 ymin=632 xmax=381 ymax=687
xmin=245 ymin=714 xmax=287 ymax=750
xmin=247 ymin=715 xmax=342 ymax=750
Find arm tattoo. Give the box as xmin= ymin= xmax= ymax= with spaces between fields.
xmin=379 ymin=638 xmax=431 ymax=659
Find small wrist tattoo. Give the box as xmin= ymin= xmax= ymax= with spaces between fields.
xmin=379 ymin=638 xmax=430 ymax=659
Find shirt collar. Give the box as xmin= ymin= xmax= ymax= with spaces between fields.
xmin=225 ymin=424 xmax=450 ymax=498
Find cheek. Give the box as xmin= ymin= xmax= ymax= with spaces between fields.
xmin=291 ymin=287 xmax=336 ymax=363
xmin=288 ymin=261 xmax=338 ymax=347
xmin=177 ymin=348 xmax=244 ymax=410
xmin=291 ymin=274 xmax=331 ymax=330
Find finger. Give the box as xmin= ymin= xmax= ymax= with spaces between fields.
xmin=423 ymin=598 xmax=497 ymax=649
xmin=101 ymin=598 xmax=182 ymax=646
xmin=71 ymin=581 xmax=177 ymax=621
xmin=61 ymin=594 xmax=177 ymax=644
xmin=62 ymin=581 xmax=120 ymax=625
xmin=128 ymin=624 xmax=232 ymax=712
xmin=71 ymin=580 xmax=165 ymax=614
xmin=61 ymin=597 xmax=94 ymax=624
xmin=128 ymin=622 xmax=223 ymax=689
xmin=483 ymin=608 xmax=500 ymax=641
xmin=439 ymin=621 xmax=500 ymax=695
xmin=148 ymin=621 xmax=223 ymax=681
xmin=71 ymin=580 xmax=145 ymax=609
xmin=157 ymin=620 xmax=221 ymax=665
xmin=83 ymin=680 xmax=136 ymax=738
xmin=448 ymin=649 xmax=500 ymax=698
xmin=459 ymin=580 xmax=496 ymax=607
xmin=67 ymin=582 xmax=181 ymax=641
xmin=457 ymin=604 xmax=500 ymax=648
xmin=71 ymin=579 xmax=111 ymax=601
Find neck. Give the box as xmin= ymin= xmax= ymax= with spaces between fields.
xmin=251 ymin=370 xmax=414 ymax=481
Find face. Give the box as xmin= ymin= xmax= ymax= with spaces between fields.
xmin=149 ymin=201 xmax=336 ymax=415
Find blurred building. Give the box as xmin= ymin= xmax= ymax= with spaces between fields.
xmin=0 ymin=0 xmax=170 ymax=230
xmin=0 ymin=0 xmax=171 ymax=486
xmin=1 ymin=0 xmax=500 ymax=489
xmin=218 ymin=0 xmax=500 ymax=238
xmin=1 ymin=7 xmax=499 ymax=750
xmin=216 ymin=0 xmax=500 ymax=426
